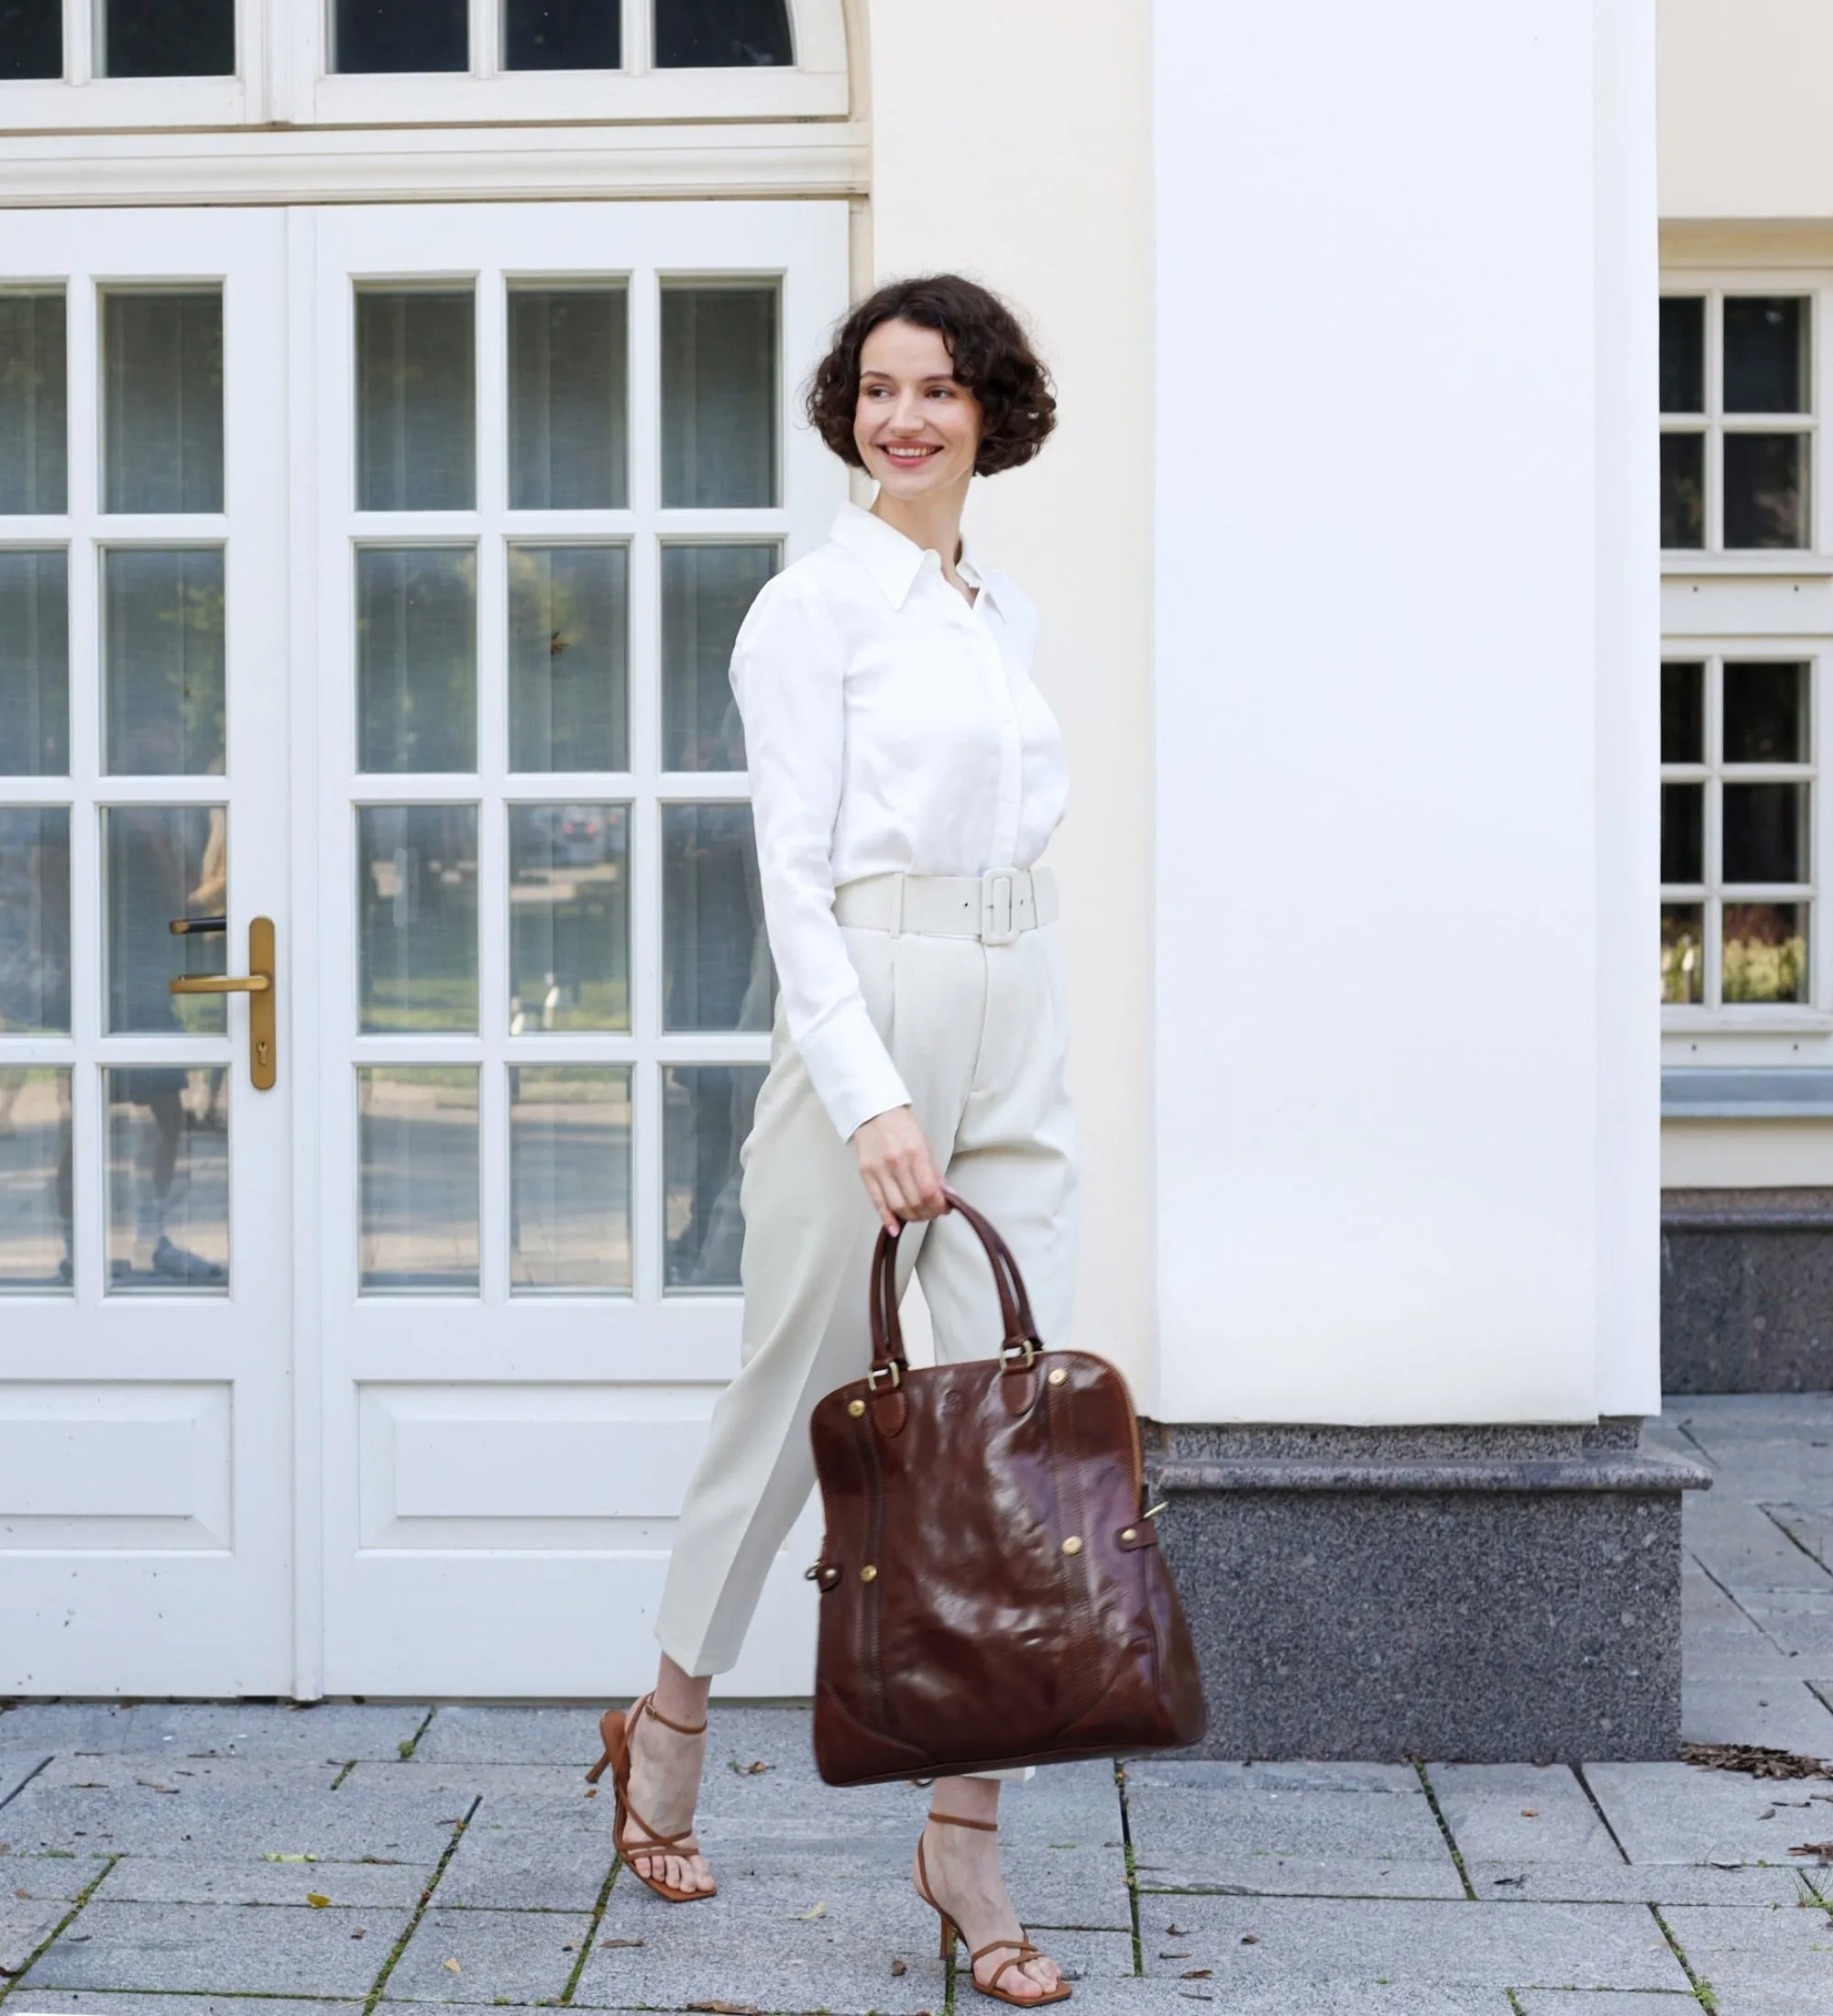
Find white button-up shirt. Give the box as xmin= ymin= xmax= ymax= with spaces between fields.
xmin=732 ymin=501 xmax=1069 ymax=1142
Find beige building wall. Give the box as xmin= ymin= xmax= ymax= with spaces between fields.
xmin=856 ymin=0 xmax=1158 ymax=1390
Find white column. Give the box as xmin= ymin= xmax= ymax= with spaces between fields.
xmin=1153 ymin=0 xmax=1659 ymax=1423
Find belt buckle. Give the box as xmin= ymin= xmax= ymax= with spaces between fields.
xmin=981 ymin=870 xmax=1019 ymax=946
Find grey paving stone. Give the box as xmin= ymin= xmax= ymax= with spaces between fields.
xmin=1585 ymin=1760 xmax=1833 ymax=1865
xmin=0 ymin=1891 xmax=72 ymax=1974
xmin=1054 ymin=1989 xmax=1513 ymax=2015
xmin=8 ymin=1999 xmax=366 ymax=2016
xmin=1134 ymin=1893 xmax=1689 ymax=1989
xmin=92 ymin=1853 xmax=429 ymax=1906
xmin=410 ymin=1703 xmax=607 ymax=1766
xmin=33 ymin=1754 xmax=344 ymax=1793
xmin=1685 ymin=1498 xmax=1833 ymax=1594
xmin=1135 ymin=1855 xmax=1466 ymax=1900
xmin=1682 ymin=1674 xmax=1833 ymax=1754
xmin=0 ymin=1702 xmax=430 ymax=1760
xmin=1513 ymin=1999 xmax=1698 ymax=2013
xmin=1768 ymin=1502 xmax=1833 ymax=1571
xmin=382 ymin=1904 xmax=596 ymax=2004
xmin=0 ymin=1851 xmax=102 ymax=1901
xmin=1124 ymin=1761 xmax=1459 ymax=1895
xmin=1663 ymin=1901 xmax=1833 ymax=2011
xmin=1465 ymin=1860 xmax=1812 ymax=1905
xmin=16 ymin=1898 xmax=410 ymax=1997
xmin=1427 ymin=1765 xmax=1621 ymax=1864
xmin=352 ymin=1759 xmax=599 ymax=1802
xmin=1738 ymin=1590 xmax=1833 ymax=1659
xmin=0 ymin=1778 xmax=470 ymax=1863
xmin=435 ymin=1813 xmax=617 ymax=1911
xmin=0 ymin=1750 xmax=49 ymax=1806
xmin=1127 ymin=1759 xmax=1424 ymax=1794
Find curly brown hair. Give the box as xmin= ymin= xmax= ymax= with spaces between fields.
xmin=805 ymin=274 xmax=1057 ymax=477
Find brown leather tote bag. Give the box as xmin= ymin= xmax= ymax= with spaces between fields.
xmin=807 ymin=1189 xmax=1208 ymax=1786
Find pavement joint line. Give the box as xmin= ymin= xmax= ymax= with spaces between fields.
xmin=1505 ymin=1994 xmax=1528 ymax=2016
xmin=1410 ymin=1760 xmax=1476 ymax=1900
xmin=1756 ymin=1502 xmax=1833 ymax=1582
xmin=1649 ymin=1901 xmax=1720 ymax=2012
xmin=1112 ymin=1760 xmax=1143 ymax=1978
xmin=1674 ymin=1419 xmax=1718 ymax=1472
xmin=396 ymin=1707 xmax=437 ymax=1761
xmin=556 ymin=1847 xmax=621 ymax=2005
xmin=0 ymin=1758 xmax=51 ymax=1818
xmin=1572 ymin=1763 xmax=1634 ymax=1866
xmin=0 ymin=1852 xmax=117 ymax=2011
xmin=358 ymin=1792 xmax=478 ymax=2016
xmin=1686 ymin=1551 xmax=1790 ymax=1654
xmin=329 ymin=1761 xmax=357 ymax=1790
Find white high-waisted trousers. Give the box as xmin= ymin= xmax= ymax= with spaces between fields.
xmin=654 ymin=912 xmax=1081 ymax=1704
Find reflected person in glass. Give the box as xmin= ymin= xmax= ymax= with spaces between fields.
xmin=594 ymin=278 xmax=1076 ymax=2007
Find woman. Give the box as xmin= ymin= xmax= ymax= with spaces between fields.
xmin=592 ymin=274 xmax=1078 ymax=2007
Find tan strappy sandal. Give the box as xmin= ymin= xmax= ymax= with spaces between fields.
xmin=913 ymin=1811 xmax=1071 ymax=2006
xmin=585 ymin=1693 xmax=717 ymax=1903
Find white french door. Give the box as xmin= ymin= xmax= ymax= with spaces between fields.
xmin=0 ymin=212 xmax=293 ymax=1693
xmin=0 ymin=199 xmax=849 ymax=1699
xmin=305 ymin=203 xmax=848 ymax=1696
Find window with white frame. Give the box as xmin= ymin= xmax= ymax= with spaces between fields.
xmin=1661 ymin=292 xmax=1815 ymax=553
xmin=1661 ymin=655 xmax=1816 ymax=1013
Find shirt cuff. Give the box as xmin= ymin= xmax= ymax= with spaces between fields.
xmin=794 ymin=998 xmax=914 ymax=1143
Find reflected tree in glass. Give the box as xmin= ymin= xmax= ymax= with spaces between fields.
xmin=357 ymin=546 xmax=477 ymax=773
xmin=103 ymin=291 xmax=223 ymax=514
xmin=1723 ymin=433 xmax=1806 ymax=549
xmin=1723 ymin=903 xmax=1808 ymax=1005
xmin=104 ymin=548 xmax=225 ymax=777
xmin=358 ymin=804 xmax=479 ymax=1032
xmin=0 ymin=291 xmax=67 ymax=511
xmin=0 ymin=551 xmax=69 ymax=775
xmin=1660 ymin=905 xmax=1704 ymax=1006
xmin=509 ymin=803 xmax=630 ymax=1032
xmin=0 ymin=1068 xmax=71 ymax=1291
xmin=0 ymin=807 xmax=70 ymax=1034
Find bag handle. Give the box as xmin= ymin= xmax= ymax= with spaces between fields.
xmin=866 ymin=1188 xmax=1043 ymax=1391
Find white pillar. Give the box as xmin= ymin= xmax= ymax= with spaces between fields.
xmin=1153 ymin=0 xmax=1661 ymax=1424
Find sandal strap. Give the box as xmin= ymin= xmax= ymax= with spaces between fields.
xmin=970 ymin=1938 xmax=1035 ymax=1964
xmin=927 ymin=1811 xmax=999 ymax=1833
xmin=633 ymin=1692 xmax=708 ymax=1738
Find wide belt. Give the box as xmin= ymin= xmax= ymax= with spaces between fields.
xmin=832 ymin=868 xmax=1058 ymax=946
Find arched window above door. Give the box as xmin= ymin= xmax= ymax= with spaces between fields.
xmin=0 ymin=0 xmax=842 ymax=130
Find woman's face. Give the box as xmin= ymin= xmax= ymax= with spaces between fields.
xmin=852 ymin=318 xmax=982 ymax=501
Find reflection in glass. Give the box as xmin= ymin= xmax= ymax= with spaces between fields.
xmin=664 ymin=1064 xmax=765 ymax=1290
xmin=105 ymin=1065 xmax=228 ymax=1292
xmin=1724 ymin=433 xmax=1807 ymax=548
xmin=1659 ymin=297 xmax=1704 ymax=415
xmin=1661 ymin=905 xmax=1704 ymax=1007
xmin=662 ymin=544 xmax=774 ymax=770
xmin=0 ymin=291 xmax=67 ymax=510
xmin=1724 ymin=298 xmax=1808 ymax=414
xmin=1723 ymin=782 xmax=1809 ymax=884
xmin=508 ymin=545 xmax=627 ymax=771
xmin=1660 ymin=783 xmax=1704 ymax=887
xmin=509 ymin=804 xmax=629 ymax=1032
xmin=358 ymin=805 xmax=478 ymax=1032
xmin=509 ymin=289 xmax=628 ymax=509
xmin=0 ymin=1068 xmax=71 ymax=1291
xmin=0 ymin=808 xmax=69 ymax=1033
xmin=335 ymin=0 xmax=466 ymax=72
xmin=358 ymin=1068 xmax=478 ymax=1293
xmin=1723 ymin=902 xmax=1808 ymax=1004
xmin=510 ymin=1067 xmax=631 ymax=1293
xmin=1724 ymin=662 xmax=1810 ymax=763
xmin=104 ymin=805 xmax=226 ymax=1035
xmin=104 ymin=548 xmax=225 ymax=776
xmin=101 ymin=0 xmax=235 ymax=76
xmin=660 ymin=286 xmax=777 ymax=508
xmin=505 ymin=1 xmax=620 ymax=71
xmin=1660 ymin=432 xmax=1704 ymax=549
xmin=0 ymin=551 xmax=69 ymax=775
xmin=655 ymin=0 xmax=793 ymax=66
xmin=357 ymin=546 xmax=477 ymax=772
xmin=0 ymin=1 xmax=61 ymax=80
xmin=103 ymin=291 xmax=223 ymax=514
xmin=1661 ymin=661 xmax=1704 ymax=766
xmin=662 ymin=803 xmax=774 ymax=1031
xmin=357 ymin=291 xmax=475 ymax=510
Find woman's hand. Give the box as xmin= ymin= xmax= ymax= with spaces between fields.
xmin=852 ymin=1107 xmax=947 ymax=1233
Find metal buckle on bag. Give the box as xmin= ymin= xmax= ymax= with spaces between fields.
xmin=981 ymin=870 xmax=1019 ymax=946
xmin=1001 ymin=1338 xmax=1038 ymax=1373
xmin=866 ymin=1362 xmax=902 ymax=1392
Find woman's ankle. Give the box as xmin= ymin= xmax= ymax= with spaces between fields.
xmin=652 ymin=1655 xmax=712 ymax=1732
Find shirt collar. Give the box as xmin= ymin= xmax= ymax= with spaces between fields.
xmin=829 ymin=500 xmax=1001 ymax=616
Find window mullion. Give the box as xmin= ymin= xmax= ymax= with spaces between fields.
xmin=472 ymin=0 xmax=497 ymax=76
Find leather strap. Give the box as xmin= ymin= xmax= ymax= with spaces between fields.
xmin=640 ymin=1698 xmax=707 ymax=1738
xmin=866 ymin=1189 xmax=1042 ymax=1389
xmin=927 ymin=1812 xmax=998 ymax=1833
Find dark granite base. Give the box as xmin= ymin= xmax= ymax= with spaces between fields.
xmin=1143 ymin=1419 xmax=1709 ymax=1763
xmin=1662 ymin=1188 xmax=1833 ymax=1394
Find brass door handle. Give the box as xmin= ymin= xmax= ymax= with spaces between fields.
xmin=169 ymin=916 xmax=277 ymax=1090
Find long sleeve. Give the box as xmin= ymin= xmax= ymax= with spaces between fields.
xmin=732 ymin=572 xmax=913 ymax=1142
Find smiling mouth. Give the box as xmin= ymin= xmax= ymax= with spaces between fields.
xmin=878 ymin=444 xmax=941 ymax=465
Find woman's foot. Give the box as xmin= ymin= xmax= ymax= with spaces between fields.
xmin=914 ymin=1807 xmax=1063 ymax=2004
xmin=622 ymin=1696 xmax=714 ymax=1897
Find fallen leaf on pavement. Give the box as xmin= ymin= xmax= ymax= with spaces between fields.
xmin=1520 ymin=1809 xmax=1538 ymax=1817
xmin=260 ymin=1854 xmax=318 ymax=1862
xmin=305 ymin=1893 xmax=331 ymax=1908
xmin=729 ymin=1758 xmax=773 ymax=1775
xmin=789 ymin=1901 xmax=827 ymax=1920
xmin=686 ymin=2003 xmax=760 ymax=2014
xmin=891 ymin=1958 xmax=907 ymax=1976
xmin=443 ymin=1958 xmax=462 ymax=1974
xmin=1166 ymin=1922 xmax=1186 ymax=1935
xmin=1790 ymin=1840 xmax=1833 ymax=1862
xmin=1683 ymin=1742 xmax=1831 ymax=1780
xmin=1240 ymin=1934 xmax=1259 ymax=1945
xmin=12 ymin=1890 xmax=29 ymax=1901
xmin=136 ymin=1781 xmax=179 ymax=1794
xmin=600 ymin=1938 xmax=643 ymax=1949
xmin=1181 ymin=1967 xmax=1213 ymax=1978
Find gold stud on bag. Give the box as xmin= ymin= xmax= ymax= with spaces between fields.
xmin=806 ymin=1187 xmax=1209 ymax=1785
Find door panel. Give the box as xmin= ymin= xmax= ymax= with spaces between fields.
xmin=0 ymin=211 xmax=291 ymax=1694
xmin=311 ymin=203 xmax=849 ymax=1695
